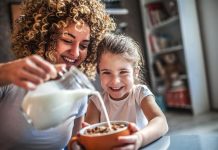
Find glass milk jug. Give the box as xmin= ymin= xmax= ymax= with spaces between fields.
xmin=21 ymin=66 xmax=95 ymax=130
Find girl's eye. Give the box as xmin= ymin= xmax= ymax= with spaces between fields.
xmin=101 ymin=71 xmax=110 ymax=75
xmin=120 ymin=70 xmax=129 ymax=74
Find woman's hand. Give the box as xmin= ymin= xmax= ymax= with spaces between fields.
xmin=113 ymin=123 xmax=142 ymax=150
xmin=0 ymin=55 xmax=64 ymax=90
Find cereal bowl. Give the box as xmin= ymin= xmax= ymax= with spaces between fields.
xmin=68 ymin=121 xmax=130 ymax=150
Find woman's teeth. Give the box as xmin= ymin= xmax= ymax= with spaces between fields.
xmin=63 ymin=56 xmax=75 ymax=63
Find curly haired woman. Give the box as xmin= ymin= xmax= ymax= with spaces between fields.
xmin=0 ymin=0 xmax=115 ymax=149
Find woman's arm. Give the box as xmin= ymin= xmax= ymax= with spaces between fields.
xmin=0 ymin=55 xmax=59 ymax=90
xmin=85 ymin=100 xmax=100 ymax=124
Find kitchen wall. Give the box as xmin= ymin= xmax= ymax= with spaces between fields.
xmin=113 ymin=0 xmax=145 ymax=50
xmin=110 ymin=0 xmax=150 ymax=82
xmin=0 ymin=0 xmax=16 ymax=62
xmin=197 ymin=0 xmax=218 ymax=109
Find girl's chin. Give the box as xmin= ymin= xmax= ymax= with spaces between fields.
xmin=109 ymin=94 xmax=126 ymax=101
xmin=108 ymin=91 xmax=130 ymax=100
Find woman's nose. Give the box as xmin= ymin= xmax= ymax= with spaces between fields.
xmin=70 ymin=44 xmax=80 ymax=58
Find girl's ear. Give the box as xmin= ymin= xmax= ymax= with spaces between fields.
xmin=134 ymin=67 xmax=140 ymax=84
xmin=134 ymin=67 xmax=139 ymax=78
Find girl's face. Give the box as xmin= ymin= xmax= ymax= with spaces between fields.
xmin=56 ymin=23 xmax=90 ymax=69
xmin=99 ymin=52 xmax=135 ymax=100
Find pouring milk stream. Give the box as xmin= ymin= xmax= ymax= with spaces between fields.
xmin=21 ymin=66 xmax=111 ymax=130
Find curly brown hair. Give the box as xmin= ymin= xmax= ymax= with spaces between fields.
xmin=11 ymin=0 xmax=116 ymax=78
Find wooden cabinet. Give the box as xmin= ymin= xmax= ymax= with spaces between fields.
xmin=139 ymin=0 xmax=209 ymax=115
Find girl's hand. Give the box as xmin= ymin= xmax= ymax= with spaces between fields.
xmin=113 ymin=123 xmax=142 ymax=150
xmin=0 ymin=55 xmax=63 ymax=90
xmin=82 ymin=122 xmax=90 ymax=128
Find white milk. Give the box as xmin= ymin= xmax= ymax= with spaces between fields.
xmin=22 ymin=89 xmax=112 ymax=130
xmin=92 ymin=91 xmax=112 ymax=130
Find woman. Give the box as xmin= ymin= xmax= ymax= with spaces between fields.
xmin=0 ymin=0 xmax=115 ymax=149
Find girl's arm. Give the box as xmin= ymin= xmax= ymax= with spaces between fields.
xmin=114 ymin=95 xmax=168 ymax=150
xmin=138 ymin=95 xmax=168 ymax=146
xmin=85 ymin=100 xmax=100 ymax=124
xmin=72 ymin=116 xmax=83 ymax=136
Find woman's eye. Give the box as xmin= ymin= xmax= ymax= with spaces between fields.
xmin=80 ymin=44 xmax=88 ymax=50
xmin=62 ymin=39 xmax=72 ymax=44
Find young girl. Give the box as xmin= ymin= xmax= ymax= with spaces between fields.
xmin=85 ymin=33 xmax=168 ymax=149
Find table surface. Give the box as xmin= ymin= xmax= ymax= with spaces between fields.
xmin=141 ymin=134 xmax=218 ymax=150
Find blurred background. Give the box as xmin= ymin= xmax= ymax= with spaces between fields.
xmin=0 ymin=0 xmax=218 ymax=135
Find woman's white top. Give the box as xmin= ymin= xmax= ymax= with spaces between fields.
xmin=90 ymin=84 xmax=154 ymax=129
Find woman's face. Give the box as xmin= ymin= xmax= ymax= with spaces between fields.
xmin=55 ymin=23 xmax=90 ymax=69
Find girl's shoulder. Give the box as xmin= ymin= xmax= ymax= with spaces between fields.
xmin=88 ymin=91 xmax=107 ymax=109
xmin=134 ymin=84 xmax=154 ymax=104
xmin=134 ymin=84 xmax=153 ymax=95
xmin=89 ymin=91 xmax=106 ymax=101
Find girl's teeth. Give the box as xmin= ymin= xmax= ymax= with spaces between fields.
xmin=112 ymin=87 xmax=121 ymax=90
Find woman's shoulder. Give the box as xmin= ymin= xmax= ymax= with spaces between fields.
xmin=0 ymin=84 xmax=26 ymax=102
xmin=0 ymin=84 xmax=14 ymax=97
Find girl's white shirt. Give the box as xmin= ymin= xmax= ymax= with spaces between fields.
xmin=90 ymin=84 xmax=154 ymax=129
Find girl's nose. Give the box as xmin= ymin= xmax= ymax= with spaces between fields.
xmin=70 ymin=44 xmax=80 ymax=58
xmin=111 ymin=75 xmax=121 ymax=85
